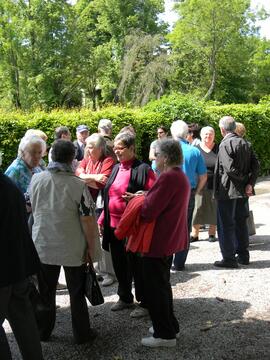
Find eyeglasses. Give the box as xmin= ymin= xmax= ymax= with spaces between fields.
xmin=113 ymin=146 xmax=127 ymax=151
xmin=154 ymin=152 xmax=161 ymax=157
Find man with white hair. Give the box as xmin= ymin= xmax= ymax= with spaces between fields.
xmin=213 ymin=116 xmax=259 ymax=268
xmin=170 ymin=120 xmax=207 ymax=271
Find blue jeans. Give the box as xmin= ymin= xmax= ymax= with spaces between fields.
xmin=173 ymin=190 xmax=196 ymax=269
xmin=217 ymin=198 xmax=249 ymax=261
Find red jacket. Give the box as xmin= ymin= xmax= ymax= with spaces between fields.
xmin=114 ymin=195 xmax=155 ymax=253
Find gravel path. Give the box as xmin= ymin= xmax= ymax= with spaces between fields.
xmin=4 ymin=177 xmax=270 ymax=360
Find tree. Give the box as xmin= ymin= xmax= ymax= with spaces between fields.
xmin=117 ymin=31 xmax=171 ymax=105
xmin=169 ymin=0 xmax=260 ymax=102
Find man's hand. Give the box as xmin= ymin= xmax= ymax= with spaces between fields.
xmin=245 ymin=184 xmax=253 ymax=197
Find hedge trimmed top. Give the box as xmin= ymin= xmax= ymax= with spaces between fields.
xmin=0 ymin=94 xmax=269 ymax=174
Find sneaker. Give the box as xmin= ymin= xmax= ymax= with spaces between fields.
xmin=111 ymin=300 xmax=134 ymax=312
xmin=149 ymin=326 xmax=180 ymax=339
xmin=141 ymin=336 xmax=176 ymax=348
xmin=130 ymin=307 xmax=148 ymax=318
xmin=190 ymin=236 xmax=199 ymax=243
xmin=214 ymin=259 xmax=238 ymax=269
xmin=208 ymin=236 xmax=217 ymax=242
xmin=101 ymin=275 xmax=115 ymax=287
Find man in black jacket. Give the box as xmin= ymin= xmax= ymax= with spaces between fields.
xmin=73 ymin=124 xmax=89 ymax=161
xmin=0 ymin=168 xmax=43 ymax=360
xmin=213 ymin=116 xmax=260 ymax=268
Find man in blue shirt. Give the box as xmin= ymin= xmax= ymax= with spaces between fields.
xmin=170 ymin=120 xmax=207 ymax=270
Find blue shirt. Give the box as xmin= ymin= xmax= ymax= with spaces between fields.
xmin=179 ymin=139 xmax=207 ymax=189
xmin=5 ymin=157 xmax=43 ymax=196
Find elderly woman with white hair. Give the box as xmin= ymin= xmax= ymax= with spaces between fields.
xmin=76 ymin=133 xmax=116 ymax=286
xmin=140 ymin=138 xmax=190 ymax=348
xmin=191 ymin=126 xmax=219 ymax=242
xmin=5 ymin=135 xmax=46 ymax=198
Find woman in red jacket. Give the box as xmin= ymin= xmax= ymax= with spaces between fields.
xmin=76 ymin=133 xmax=116 ymax=286
xmin=140 ymin=138 xmax=190 ymax=348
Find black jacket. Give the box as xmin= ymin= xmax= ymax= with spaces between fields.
xmin=73 ymin=140 xmax=85 ymax=161
xmin=0 ymin=173 xmax=40 ymax=288
xmin=214 ymin=133 xmax=260 ymax=200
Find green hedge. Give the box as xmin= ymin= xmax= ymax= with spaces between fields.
xmin=0 ymin=94 xmax=269 ymax=174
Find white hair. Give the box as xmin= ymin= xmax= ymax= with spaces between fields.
xmin=85 ymin=133 xmax=107 ymax=155
xmin=24 ymin=129 xmax=48 ymax=141
xmin=98 ymin=118 xmax=112 ymax=135
xmin=18 ymin=135 xmax=47 ymax=158
xmin=170 ymin=120 xmax=188 ymax=140
xmin=200 ymin=126 xmax=215 ymax=137
xmin=219 ymin=116 xmax=236 ymax=132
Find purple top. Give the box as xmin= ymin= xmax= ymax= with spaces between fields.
xmin=141 ymin=167 xmax=190 ymax=257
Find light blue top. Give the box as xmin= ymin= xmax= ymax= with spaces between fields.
xmin=5 ymin=157 xmax=43 ymax=195
xmin=179 ymin=139 xmax=207 ymax=189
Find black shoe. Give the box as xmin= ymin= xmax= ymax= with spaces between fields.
xmin=208 ymin=236 xmax=217 ymax=242
xmin=75 ymin=328 xmax=98 ymax=345
xmin=214 ymin=259 xmax=238 ymax=269
xmin=171 ymin=265 xmax=185 ymax=272
xmin=236 ymin=256 xmax=250 ymax=265
xmin=190 ymin=236 xmax=199 ymax=243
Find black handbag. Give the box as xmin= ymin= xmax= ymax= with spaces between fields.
xmin=84 ymin=265 xmax=104 ymax=306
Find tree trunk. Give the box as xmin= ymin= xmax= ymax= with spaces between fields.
xmin=10 ymin=49 xmax=21 ymax=109
xmin=204 ymin=65 xmax=217 ymax=100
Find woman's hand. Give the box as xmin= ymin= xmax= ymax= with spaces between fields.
xmin=95 ymin=174 xmax=107 ymax=184
xmin=98 ymin=224 xmax=104 ymax=237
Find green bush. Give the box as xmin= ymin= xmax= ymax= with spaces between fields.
xmin=0 ymin=95 xmax=269 ymax=175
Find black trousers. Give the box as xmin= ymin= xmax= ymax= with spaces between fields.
xmin=0 ymin=279 xmax=43 ymax=360
xmin=142 ymin=256 xmax=179 ymax=339
xmin=217 ymin=198 xmax=250 ymax=261
xmin=109 ymin=228 xmax=147 ymax=306
xmin=38 ymin=263 xmax=91 ymax=344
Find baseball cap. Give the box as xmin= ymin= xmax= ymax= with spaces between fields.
xmin=76 ymin=124 xmax=89 ymax=133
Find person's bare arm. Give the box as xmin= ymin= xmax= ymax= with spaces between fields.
xmin=196 ymin=174 xmax=207 ymax=194
xmin=149 ymin=147 xmax=156 ymax=161
xmin=80 ymin=215 xmax=99 ymax=262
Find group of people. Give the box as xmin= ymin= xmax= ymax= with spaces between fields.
xmin=1 ymin=115 xmax=259 ymax=358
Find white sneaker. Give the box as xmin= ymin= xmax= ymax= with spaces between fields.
xmin=130 ymin=307 xmax=148 ymax=318
xmin=149 ymin=326 xmax=180 ymax=339
xmin=141 ymin=336 xmax=176 ymax=348
xmin=101 ymin=275 xmax=115 ymax=287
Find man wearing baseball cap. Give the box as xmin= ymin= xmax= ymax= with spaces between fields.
xmin=74 ymin=125 xmax=89 ymax=161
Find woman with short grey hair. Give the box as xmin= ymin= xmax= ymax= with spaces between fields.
xmin=140 ymin=138 xmax=190 ymax=348
xmin=156 ymin=138 xmax=183 ymax=167
xmin=191 ymin=126 xmax=218 ymax=242
xmin=5 ymin=135 xmax=46 ymax=197
xmin=76 ymin=133 xmax=116 ymax=287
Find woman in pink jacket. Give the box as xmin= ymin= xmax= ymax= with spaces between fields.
xmin=140 ymin=138 xmax=190 ymax=348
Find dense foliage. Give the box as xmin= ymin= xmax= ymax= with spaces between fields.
xmin=0 ymin=0 xmax=269 ymax=110
xmin=1 ymin=94 xmax=269 ymax=174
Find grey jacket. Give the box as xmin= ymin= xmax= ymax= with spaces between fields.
xmin=214 ymin=133 xmax=260 ymax=200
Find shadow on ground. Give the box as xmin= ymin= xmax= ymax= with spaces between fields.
xmin=6 ymin=297 xmax=270 ymax=360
